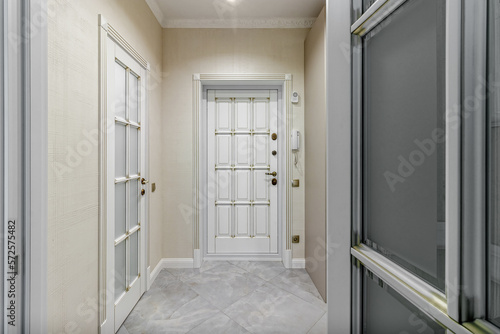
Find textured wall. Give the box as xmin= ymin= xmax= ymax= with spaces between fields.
xmin=47 ymin=0 xmax=163 ymax=332
xmin=304 ymin=7 xmax=327 ymax=301
xmin=161 ymin=28 xmax=309 ymax=259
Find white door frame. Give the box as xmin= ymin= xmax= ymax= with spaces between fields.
xmin=193 ymin=74 xmax=294 ymax=267
xmin=2 ymin=0 xmax=48 ymax=332
xmin=98 ymin=15 xmax=150 ymax=334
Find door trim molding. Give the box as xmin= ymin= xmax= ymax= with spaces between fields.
xmin=98 ymin=15 xmax=150 ymax=334
xmin=193 ymin=74 xmax=294 ymax=268
xmin=2 ymin=0 xmax=48 ymax=331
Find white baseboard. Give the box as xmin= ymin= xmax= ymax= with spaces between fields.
xmin=292 ymin=258 xmax=306 ymax=269
xmin=146 ymin=266 xmax=152 ymax=290
xmin=194 ymin=249 xmax=202 ymax=269
xmin=148 ymin=258 xmax=194 ymax=287
xmin=163 ymin=258 xmax=195 ymax=268
xmin=283 ymin=249 xmax=292 ymax=269
xmin=203 ymin=255 xmax=282 ymax=261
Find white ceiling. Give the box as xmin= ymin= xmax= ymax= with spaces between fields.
xmin=145 ymin=0 xmax=325 ymax=28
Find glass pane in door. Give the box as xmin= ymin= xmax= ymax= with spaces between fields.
xmin=129 ymin=73 xmax=139 ymax=124
xmin=115 ymin=63 xmax=126 ymax=119
xmin=363 ymin=267 xmax=446 ymax=334
xmin=129 ymin=231 xmax=139 ymax=282
xmin=130 ymin=127 xmax=139 ymax=176
xmin=115 ymin=241 xmax=126 ymax=301
xmin=362 ymin=0 xmax=446 ymax=290
xmin=115 ymin=124 xmax=126 ymax=178
xmin=488 ymin=0 xmax=500 ymax=326
xmin=115 ymin=182 xmax=126 ymax=239
xmin=129 ymin=179 xmax=139 ymax=228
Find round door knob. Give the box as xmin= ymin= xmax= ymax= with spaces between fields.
xmin=271 ymin=133 xmax=277 ymax=141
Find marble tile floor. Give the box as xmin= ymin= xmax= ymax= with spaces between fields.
xmin=118 ymin=261 xmax=327 ymax=334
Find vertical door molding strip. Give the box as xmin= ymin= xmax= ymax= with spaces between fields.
xmin=98 ymin=15 xmax=150 ymax=333
xmin=284 ymin=75 xmax=293 ymax=254
xmin=193 ymin=74 xmax=293 ymax=265
xmin=460 ymin=0 xmax=488 ymax=324
xmin=1 ymin=0 xmax=48 ymax=331
xmin=193 ymin=75 xmax=201 ymax=253
xmin=445 ymin=0 xmax=462 ymax=322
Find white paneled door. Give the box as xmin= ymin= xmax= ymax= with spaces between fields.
xmin=107 ymin=40 xmax=147 ymax=331
xmin=208 ymin=90 xmax=279 ymax=254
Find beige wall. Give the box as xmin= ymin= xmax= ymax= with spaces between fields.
xmin=48 ymin=0 xmax=163 ymax=332
xmin=161 ymin=28 xmax=309 ymax=259
xmin=304 ymin=7 xmax=327 ymax=301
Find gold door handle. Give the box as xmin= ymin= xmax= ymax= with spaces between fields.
xmin=265 ymin=172 xmax=277 ymax=177
xmin=141 ymin=178 xmax=149 ymax=185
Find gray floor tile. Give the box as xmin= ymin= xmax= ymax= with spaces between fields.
xmin=269 ymin=269 xmax=327 ymax=311
xmin=224 ymin=283 xmax=325 ymax=334
xmin=124 ymin=280 xmax=198 ymax=326
xmin=229 ymin=261 xmax=286 ymax=281
xmin=165 ymin=268 xmax=202 ymax=282
xmin=307 ymin=313 xmax=327 ymax=334
xmin=125 ymin=296 xmax=219 ymax=334
xmin=117 ymin=325 xmax=131 ymax=334
xmin=123 ymin=262 xmax=328 ymax=334
xmin=152 ymin=269 xmax=181 ymax=289
xmin=188 ymin=311 xmax=249 ymax=333
xmin=183 ymin=265 xmax=265 ymax=309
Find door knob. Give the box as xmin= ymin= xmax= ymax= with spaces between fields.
xmin=141 ymin=178 xmax=149 ymax=185
xmin=266 ymin=171 xmax=277 ymax=177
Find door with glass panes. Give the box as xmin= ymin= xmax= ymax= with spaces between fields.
xmin=351 ymin=0 xmax=454 ymax=332
xmin=107 ymin=39 xmax=147 ymax=331
xmin=349 ymin=0 xmax=500 ymax=332
xmin=207 ymin=90 xmax=279 ymax=255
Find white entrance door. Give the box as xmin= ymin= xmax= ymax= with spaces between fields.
xmin=207 ymin=90 xmax=279 ymax=254
xmin=106 ymin=40 xmax=147 ymax=331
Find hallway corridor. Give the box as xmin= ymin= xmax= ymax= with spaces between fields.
xmin=119 ymin=261 xmax=327 ymax=334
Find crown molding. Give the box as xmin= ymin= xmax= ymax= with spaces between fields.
xmin=162 ymin=17 xmax=316 ymax=28
xmin=145 ymin=0 xmax=165 ymax=27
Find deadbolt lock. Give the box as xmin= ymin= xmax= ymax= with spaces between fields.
xmin=141 ymin=189 xmax=146 ymax=196
xmin=266 ymin=171 xmax=277 ymax=177
xmin=272 ymin=178 xmax=278 ymax=186
xmin=272 ymin=150 xmax=277 ymax=156
xmin=271 ymin=133 xmax=277 ymax=140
